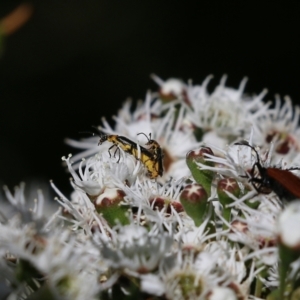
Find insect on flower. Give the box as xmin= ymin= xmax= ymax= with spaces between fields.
xmin=91 ymin=130 xmax=163 ymax=179
xmin=98 ymin=134 xmax=138 ymax=162
xmin=235 ymin=141 xmax=300 ymax=200
xmin=137 ymin=132 xmax=164 ymax=177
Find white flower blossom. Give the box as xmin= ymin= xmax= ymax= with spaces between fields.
xmin=253 ymin=96 xmax=300 ymax=159
xmin=98 ymin=223 xmax=173 ymax=273
xmin=277 ymin=201 xmax=300 ymax=248
xmin=2 ymin=74 xmax=300 ymax=299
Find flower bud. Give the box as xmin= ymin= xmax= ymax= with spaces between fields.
xmin=217 ymin=178 xmax=240 ymax=207
xmin=180 ymin=184 xmax=208 ymax=226
xmin=186 ymin=147 xmax=215 ymax=196
xmin=230 ymin=219 xmax=248 ymax=233
xmin=227 ymin=220 xmax=248 ymax=242
xmin=150 ymin=197 xmax=184 ymax=214
xmin=217 ymin=178 xmax=240 ymax=228
xmin=94 ymin=188 xmax=129 ymax=226
xmin=158 ymin=78 xmax=188 ymax=103
xmin=266 ymin=131 xmax=295 ymax=155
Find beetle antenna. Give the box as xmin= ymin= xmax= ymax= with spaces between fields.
xmin=235 ymin=141 xmax=261 ymax=164
xmin=79 ymin=126 xmax=105 ymax=138
xmin=137 ymin=132 xmax=151 ymax=141
xmin=91 ymin=125 xmax=101 ymax=131
xmin=78 ymin=130 xmax=96 ymax=136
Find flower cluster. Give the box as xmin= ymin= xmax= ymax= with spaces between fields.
xmin=1 ymin=75 xmax=300 ymax=299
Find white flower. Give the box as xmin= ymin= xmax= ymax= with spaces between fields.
xmin=57 ymin=196 xmax=98 ymax=234
xmin=36 ymin=233 xmax=101 ymax=300
xmin=1 ymin=182 xmax=56 ymax=220
xmin=204 ymin=241 xmax=247 ymax=284
xmin=182 ymin=75 xmax=269 ymax=147
xmin=253 ymin=96 xmax=300 ymax=160
xmin=151 ymin=74 xmax=188 ymax=101
xmin=62 ymin=149 xmax=144 ymax=196
xmin=277 ymin=201 xmax=300 ymax=248
xmin=4 ymin=74 xmax=300 ymax=299
xmin=0 ymin=185 xmax=103 ymax=300
xmin=194 ymin=139 xmax=257 ymax=183
xmin=160 ymin=246 xmax=245 ymax=300
xmin=103 ymin=94 xmax=201 ymax=180
xmin=121 ymin=176 xmax=185 ymax=227
xmin=140 ymin=273 xmax=166 ymax=296
xmin=207 ymin=286 xmax=238 ymax=300
xmin=66 ymin=90 xmax=201 ymax=181
xmin=162 ymin=252 xmax=210 ymax=300
xmin=265 ymin=263 xmax=279 ymax=287
xmin=98 ymin=224 xmax=173 ymax=273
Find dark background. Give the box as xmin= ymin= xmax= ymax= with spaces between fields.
xmin=1 ymin=1 xmax=300 ymax=195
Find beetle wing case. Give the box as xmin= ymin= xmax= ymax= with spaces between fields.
xmin=266 ymin=168 xmax=300 ymax=200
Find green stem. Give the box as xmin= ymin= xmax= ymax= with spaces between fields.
xmin=278 ymin=250 xmax=290 ymax=299
xmin=254 ymin=273 xmax=263 ymax=298
xmin=222 ymin=207 xmax=231 ymax=230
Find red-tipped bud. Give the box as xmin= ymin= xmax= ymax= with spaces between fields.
xmin=180 ymin=184 xmax=208 ymax=226
xmin=94 ymin=188 xmax=129 ymax=226
xmin=217 ymin=178 xmax=240 ymax=207
xmin=230 ymin=220 xmax=248 ymax=234
xmin=180 ymin=184 xmax=208 ymax=204
xmin=217 ymin=178 xmax=241 ymax=229
xmin=186 ymin=147 xmax=215 ymax=196
xmin=150 ymin=197 xmax=184 ymax=214
xmin=95 ymin=188 xmax=126 ymax=208
xmin=158 ymin=78 xmax=189 ymax=104
xmin=266 ymin=131 xmax=297 ymax=155
xmin=186 ymin=147 xmax=214 ymax=164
